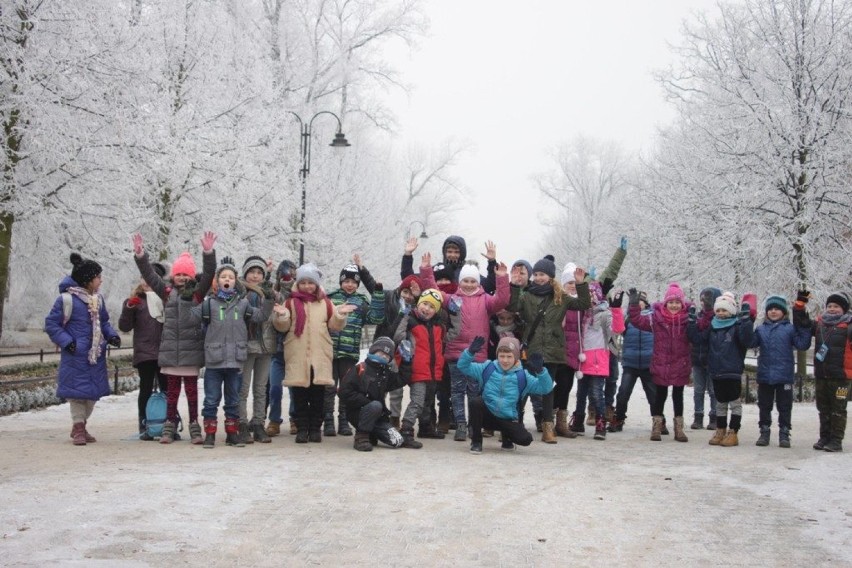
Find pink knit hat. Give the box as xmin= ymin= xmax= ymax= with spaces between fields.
xmin=663 ymin=282 xmax=685 ymax=304
xmin=171 ymin=252 xmax=197 ymax=278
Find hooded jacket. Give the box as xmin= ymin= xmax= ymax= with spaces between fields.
xmin=749 ymin=317 xmax=813 ymax=384
xmin=628 ymin=301 xmax=693 ymax=386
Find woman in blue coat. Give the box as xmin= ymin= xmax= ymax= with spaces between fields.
xmin=44 ymin=253 xmax=121 ymax=445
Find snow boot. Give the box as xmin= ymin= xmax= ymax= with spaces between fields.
xmin=225 ymin=418 xmax=244 ymax=447
xmin=71 ymin=422 xmax=87 ymax=446
xmin=778 ymin=426 xmax=790 ymax=448
xmin=418 ymin=421 xmax=445 ymax=439
xmin=594 ymin=416 xmax=606 ymax=440
xmin=453 ymin=422 xmax=468 ymax=442
xmin=265 ymin=421 xmax=281 ymax=437
xmin=706 ymin=414 xmax=717 ymax=431
xmin=756 ymin=426 xmax=770 ymax=447
xmin=469 ymin=441 xmax=483 ymax=454
xmin=660 ymin=415 xmax=670 ymax=436
xmin=720 ymin=429 xmax=739 ymax=447
xmin=323 ymin=413 xmax=337 ymax=437
xmin=189 ymin=421 xmax=203 ymax=445
xmin=295 ymin=429 xmax=309 ymax=444
xmin=437 ymin=419 xmax=450 ymax=434
xmin=337 ymin=412 xmax=353 ymax=436
xmin=159 ymin=420 xmax=176 ymax=444
xmin=308 ymin=429 xmax=322 ymax=443
xmin=501 ymin=437 xmax=515 ymax=451
xmin=607 ymin=416 xmax=624 ymax=433
xmin=604 ymin=405 xmax=615 ymax=426
xmin=541 ymin=421 xmax=557 ymax=444
xmin=400 ymin=423 xmax=423 ymax=449
xmin=353 ymin=432 xmax=373 ymax=452
xmin=289 ymin=419 xmax=298 ymax=435
xmin=203 ymin=419 xmax=217 ymax=448
xmin=238 ymin=420 xmax=254 ymax=445
xmin=814 ymin=412 xmax=830 ymax=450
xmin=569 ymin=412 xmax=585 ymax=436
xmin=252 ymin=420 xmax=271 ymax=443
xmin=690 ymin=413 xmax=704 ymax=430
xmin=709 ymin=428 xmax=726 ymax=446
xmin=81 ymin=421 xmax=97 ymax=443
xmin=673 ymin=416 xmax=688 ymax=442
xmin=555 ymin=409 xmax=572 ymax=437
xmin=650 ymin=415 xmax=663 ymax=441
xmin=823 ymin=438 xmax=843 ymax=452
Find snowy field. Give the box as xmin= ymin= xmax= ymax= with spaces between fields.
xmin=0 ymin=383 xmax=850 ymax=567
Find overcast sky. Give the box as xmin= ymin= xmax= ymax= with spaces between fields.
xmin=387 ymin=0 xmax=721 ymax=267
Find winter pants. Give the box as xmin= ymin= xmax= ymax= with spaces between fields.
xmin=448 ymin=360 xmax=475 ymax=424
xmin=324 ymin=358 xmax=356 ymax=419
xmin=352 ymin=400 xmax=403 ymax=447
xmin=468 ymin=396 xmax=533 ymax=446
xmin=605 ymin=354 xmax=619 ymax=407
xmin=692 ymin=364 xmax=717 ymax=417
xmin=713 ymin=378 xmax=743 ymax=431
xmin=402 ymin=380 xmax=437 ymax=428
xmin=202 ymin=368 xmax=241 ymax=421
xmin=136 ymin=360 xmax=167 ymax=428
xmin=69 ymin=399 xmax=95 ymax=424
xmin=540 ymin=362 xmax=571 ymax=421
xmin=292 ymin=382 xmax=326 ymax=432
xmin=652 ymin=384 xmax=684 ymax=417
xmin=164 ymin=374 xmax=199 ymax=423
xmin=815 ymin=378 xmax=850 ymax=442
xmin=551 ymin=364 xmax=577 ymax=411
xmin=616 ymin=366 xmax=655 ymax=421
xmin=574 ymin=375 xmax=606 ymax=418
xmin=388 ymin=387 xmax=404 ymax=418
xmin=266 ymin=352 xmax=285 ymax=424
xmin=240 ymin=353 xmax=271 ymax=423
xmin=757 ymin=383 xmax=794 ymax=430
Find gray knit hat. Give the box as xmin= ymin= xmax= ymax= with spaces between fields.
xmin=295 ymin=263 xmax=322 ymax=286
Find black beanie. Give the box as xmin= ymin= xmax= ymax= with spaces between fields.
xmin=532 ymin=258 xmax=556 ymax=279
xmin=70 ymin=253 xmax=102 ymax=287
xmin=339 ymin=263 xmax=361 ymax=285
xmin=369 ymin=336 xmax=396 ymax=358
xmin=433 ymin=262 xmax=453 ymax=282
xmin=826 ymin=292 xmax=850 ymax=313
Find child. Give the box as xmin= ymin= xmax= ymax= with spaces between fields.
xmin=691 ymin=287 xmax=721 ymax=430
xmin=191 ymin=258 xmax=274 ymax=448
xmin=238 ymin=255 xmax=277 ymax=444
xmin=507 ymin=257 xmax=590 ymax=443
xmin=800 ymin=290 xmax=851 ymax=452
xmin=326 ymin=256 xmax=385 ymax=437
xmin=628 ymin=283 xmax=693 ymax=442
xmin=132 ymin=231 xmax=217 ymax=444
xmin=419 ymin=251 xmax=510 ymax=442
xmin=45 ymin=253 xmax=121 ymax=445
xmin=611 ymin=291 xmax=656 ymax=432
xmin=265 ymin=259 xmax=296 ymax=437
xmin=118 ymin=269 xmax=167 ymax=440
xmin=392 ymin=288 xmax=447 ymax=449
xmin=750 ymin=294 xmax=812 ymax=447
xmin=338 ymin=336 xmax=407 ymax=451
xmin=689 ymin=291 xmax=754 ymax=447
xmin=271 ymin=263 xmax=356 ymax=443
xmin=459 ymin=336 xmax=554 ymax=453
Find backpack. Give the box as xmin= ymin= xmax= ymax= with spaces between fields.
xmin=481 ymin=361 xmax=527 ymax=396
xmin=144 ymin=386 xmax=168 ymax=438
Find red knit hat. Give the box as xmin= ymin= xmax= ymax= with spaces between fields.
xmin=663 ymin=282 xmax=685 ymax=304
xmin=171 ymin=252 xmax=197 ymax=278
xmin=400 ymin=275 xmax=421 ymax=291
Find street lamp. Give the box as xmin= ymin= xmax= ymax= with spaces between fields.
xmin=287 ymin=110 xmax=351 ymax=266
xmin=407 ymin=220 xmax=428 ymax=239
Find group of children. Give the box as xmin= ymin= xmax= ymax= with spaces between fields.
xmin=44 ymin=232 xmax=851 ymax=454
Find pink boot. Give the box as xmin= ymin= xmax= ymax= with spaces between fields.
xmin=70 ymin=423 xmax=87 ymax=446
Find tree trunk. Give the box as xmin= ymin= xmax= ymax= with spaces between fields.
xmin=0 ymin=211 xmax=14 ymax=341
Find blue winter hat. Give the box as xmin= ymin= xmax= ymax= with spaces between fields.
xmin=764 ymin=295 xmax=788 ymax=316
xmin=512 ymin=260 xmax=533 ymax=280
xmin=532 ymin=258 xmax=556 ymax=279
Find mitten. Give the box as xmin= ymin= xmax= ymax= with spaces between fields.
xmin=527 ymin=353 xmax=544 ymax=375
xmin=260 ymin=281 xmax=274 ymax=299
xmin=127 ymin=297 xmax=142 ymax=308
xmin=398 ymin=339 xmax=413 ymax=363
xmin=739 ymin=303 xmax=751 ymax=321
xmin=687 ymin=306 xmax=697 ymax=324
xmin=108 ymin=336 xmax=121 ymax=348
xmin=610 ymin=290 xmax=624 ymax=308
xmin=468 ymin=336 xmax=486 ymax=354
xmin=794 ymin=289 xmax=811 ymax=310
xmin=179 ymin=280 xmax=197 ymax=301
xmin=65 ymin=341 xmax=76 ymax=354
xmin=628 ymin=287 xmax=640 ymax=305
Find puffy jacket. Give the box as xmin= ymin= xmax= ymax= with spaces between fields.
xmin=628 ymin=301 xmax=693 ymax=386
xmin=689 ymin=318 xmax=754 ymax=381
xmin=749 ymin=318 xmax=812 ymax=384
xmin=190 ymin=294 xmax=273 ymax=369
xmin=811 ymin=314 xmax=852 ymax=380
xmin=118 ymin=292 xmax=163 ymax=366
xmin=328 ymin=288 xmax=385 ymax=360
xmin=579 ymin=304 xmax=625 ymax=377
xmin=393 ymin=311 xmax=445 ymax=382
xmin=458 ymin=350 xmax=553 ymax=420
xmin=243 ymin=288 xmax=277 ymax=356
xmin=339 ymin=359 xmax=408 ymax=423
xmin=622 ymin=310 xmax=654 ymax=370
xmin=44 ymin=276 xmax=119 ymax=401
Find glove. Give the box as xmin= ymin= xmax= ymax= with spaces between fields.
xmin=527 ymin=353 xmax=544 ymax=375
xmin=260 ymin=281 xmax=274 ymax=300
xmin=468 ymin=336 xmax=486 ymax=355
xmin=628 ymin=287 xmax=639 ymax=305
xmin=374 ymin=282 xmax=383 ymax=292
xmin=65 ymin=341 xmax=76 ymax=354
xmin=448 ymin=296 xmax=463 ymax=315
xmin=610 ymin=290 xmax=624 ymax=308
xmin=687 ymin=305 xmax=697 ymax=324
xmin=179 ymin=279 xmax=198 ymax=301
xmin=739 ymin=302 xmax=751 ymax=321
xmin=620 ymin=236 xmax=628 ymax=251
xmin=795 ymin=289 xmax=811 ymax=305
xmin=108 ymin=336 xmax=121 ymax=348
xmin=127 ymin=297 xmax=142 ymax=308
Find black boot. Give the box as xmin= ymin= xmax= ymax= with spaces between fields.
xmin=418 ymin=420 xmax=445 ymax=439
xmin=338 ymin=410 xmax=353 ymax=436
xmin=814 ymin=412 xmax=831 ymax=450
xmin=569 ymin=412 xmax=585 ymax=435
xmin=756 ymin=426 xmax=770 ymax=447
xmin=225 ymin=419 xmax=244 ymax=447
xmin=401 ymin=422 xmax=423 ymax=449
xmin=203 ymin=419 xmax=217 ymax=449
xmin=353 ymin=432 xmax=373 ymax=452
xmin=778 ymin=426 xmax=791 ymax=448
xmin=295 ymin=429 xmax=309 ymax=443
xmin=238 ymin=420 xmax=253 ymax=445
xmin=690 ymin=413 xmax=703 ymax=430
xmin=251 ymin=420 xmax=271 ymax=443
xmin=323 ymin=413 xmax=337 ymax=437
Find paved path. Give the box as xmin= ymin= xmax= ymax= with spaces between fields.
xmin=1 ymin=385 xmax=850 ymax=567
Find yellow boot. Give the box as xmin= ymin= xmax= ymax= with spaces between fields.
xmin=720 ymin=429 xmax=739 ymax=447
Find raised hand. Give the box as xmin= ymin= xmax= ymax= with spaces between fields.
xmin=404 ymin=237 xmax=418 ymax=255
xmin=610 ymin=289 xmax=624 ymax=308
xmin=628 ymin=287 xmax=639 ymax=304
xmin=527 ymin=353 xmax=544 ymax=375
xmin=495 ymin=262 xmax=508 ymax=277
xmin=481 ymin=240 xmax=497 ymax=262
xmin=511 ymin=265 xmax=527 ymax=286
xmin=338 ymin=303 xmax=358 ymax=316
xmin=132 ymin=233 xmax=144 ymax=256
xmin=420 ymin=251 xmax=432 ymax=269
xmin=796 ymin=289 xmax=811 ymax=304
xmin=687 ymin=305 xmax=697 ymax=323
xmin=200 ymin=231 xmax=217 ymax=253
xmin=739 ymin=302 xmax=752 ymax=321
xmin=468 ymin=336 xmax=486 ymax=354
xmin=574 ymin=266 xmax=587 ymax=283
xmin=353 ymin=253 xmax=363 ymax=268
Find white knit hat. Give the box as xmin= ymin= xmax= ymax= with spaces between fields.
xmin=459 ymin=263 xmax=480 ymax=283
xmin=560 ymin=262 xmax=577 ymax=286
xmin=714 ymin=291 xmax=738 ymax=316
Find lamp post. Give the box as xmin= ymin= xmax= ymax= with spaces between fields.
xmin=287 ymin=110 xmax=350 ymax=266
xmin=407 ymin=220 xmax=428 ymax=239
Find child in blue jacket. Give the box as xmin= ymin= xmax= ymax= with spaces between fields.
xmin=458 ymin=336 xmax=554 ymax=454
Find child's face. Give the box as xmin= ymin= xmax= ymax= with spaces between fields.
xmin=341 ymin=278 xmax=358 ymax=294
xmin=562 ymin=280 xmax=576 ymax=294
xmin=417 ymin=302 xmax=437 ymax=319
xmin=372 ymin=351 xmax=391 ymax=364
xmin=715 ymin=308 xmax=733 ymax=319
xmin=497 ymin=351 xmax=516 ymax=371
xmin=511 ymin=265 xmax=529 ymax=284
xmin=666 ymin=299 xmax=683 ymax=314
xmin=173 ymin=273 xmax=192 ymax=287
xmin=244 ymin=267 xmax=264 ymax=285
xmin=297 ymin=280 xmax=317 ymax=295
xmin=766 ymin=307 xmax=784 ymax=321
xmin=459 ymin=277 xmax=478 ymax=295
xmin=825 ymin=302 xmax=845 ymax=315
xmin=218 ymin=269 xmax=237 ymax=291
xmin=532 ymin=271 xmax=551 ymax=286
xmin=445 ymin=244 xmax=461 ymax=262
xmin=86 ymin=275 xmax=102 ymax=293
xmin=496 ymin=312 xmax=515 ymax=327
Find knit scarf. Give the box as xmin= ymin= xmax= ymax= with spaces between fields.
xmin=68 ymin=286 xmax=103 ymax=365
xmin=526 ymin=282 xmax=553 ymax=297
xmin=290 ymin=289 xmax=321 ymax=338
xmin=711 ymin=315 xmax=737 ymax=329
xmin=820 ymin=312 xmax=851 ymax=327
xmin=145 ymin=291 xmax=165 ymax=323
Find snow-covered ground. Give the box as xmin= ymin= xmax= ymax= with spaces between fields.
xmin=0 ymin=383 xmax=850 ymax=567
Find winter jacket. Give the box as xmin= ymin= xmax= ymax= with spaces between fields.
xmin=810 ymin=314 xmax=852 ymax=381
xmin=628 ymin=301 xmax=693 ymax=387
xmin=458 ymin=350 xmax=554 ymax=420
xmin=594 ymin=246 xmax=627 ymax=296
xmin=135 ymin=251 xmax=216 ymax=369
xmin=508 ymin=283 xmax=592 ymax=365
xmin=393 ymin=311 xmax=445 ymax=382
xmin=749 ymin=318 xmax=812 ymax=385
xmin=339 ymin=359 xmax=408 ymax=424
xmin=579 ymin=304 xmax=625 ymax=377
xmin=689 ymin=317 xmax=754 ymax=381
xmin=621 ymin=311 xmax=654 ymax=370
xmin=420 ymin=264 xmax=509 ymax=362
xmin=328 ymin=288 xmax=385 ymax=360
xmin=44 ymin=276 xmax=120 ymax=401
xmin=118 ymin=293 xmax=163 ymax=366
xmin=375 ymin=287 xmax=409 ymax=339
xmin=272 ymin=296 xmax=348 ymax=387
xmin=243 ymin=287 xmax=277 ymax=356
xmin=189 ymin=294 xmax=273 ymax=369
xmin=562 ymin=309 xmax=583 ymax=369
